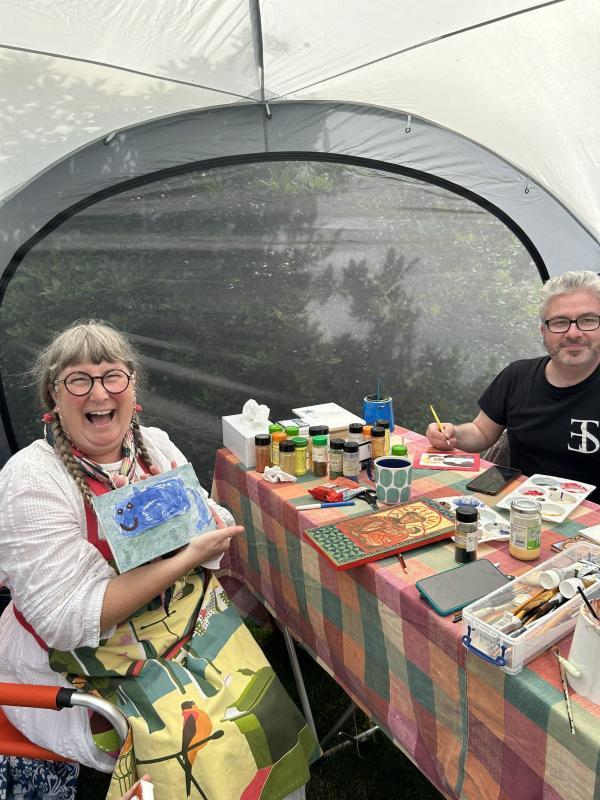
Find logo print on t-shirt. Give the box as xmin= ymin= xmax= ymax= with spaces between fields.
xmin=568 ymin=419 xmax=600 ymax=454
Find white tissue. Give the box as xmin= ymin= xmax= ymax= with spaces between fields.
xmin=241 ymin=398 xmax=270 ymax=429
xmin=263 ymin=465 xmax=297 ymax=483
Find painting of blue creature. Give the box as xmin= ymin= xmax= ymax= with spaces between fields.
xmin=92 ymin=463 xmax=217 ymax=573
xmin=113 ymin=477 xmax=212 ymax=537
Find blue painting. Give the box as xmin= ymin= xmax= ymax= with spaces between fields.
xmin=92 ymin=463 xmax=217 ymax=572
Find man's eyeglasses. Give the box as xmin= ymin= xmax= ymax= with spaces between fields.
xmin=544 ymin=314 xmax=600 ymax=333
xmin=55 ymin=369 xmax=133 ymax=396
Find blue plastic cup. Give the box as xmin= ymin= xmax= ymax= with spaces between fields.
xmin=363 ymin=394 xmax=394 ymax=430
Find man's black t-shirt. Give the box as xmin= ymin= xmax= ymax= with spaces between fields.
xmin=478 ymin=357 xmax=600 ymax=503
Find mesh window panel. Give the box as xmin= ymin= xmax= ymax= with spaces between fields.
xmin=0 ymin=161 xmax=542 ymax=484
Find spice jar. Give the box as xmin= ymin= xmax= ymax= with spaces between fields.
xmin=278 ymin=440 xmax=296 ymax=475
xmin=509 ymin=498 xmax=542 ymax=561
xmin=454 ymin=506 xmax=478 ymax=563
xmin=329 ymin=438 xmax=345 ymax=479
xmin=308 ymin=425 xmax=328 ymax=469
xmin=269 ymin=423 xmax=284 ymax=436
xmin=254 ymin=434 xmax=271 ymax=473
xmin=293 ymin=437 xmax=308 ymax=476
xmin=376 ymin=419 xmax=391 ymax=455
xmin=285 ymin=425 xmax=300 ymax=439
xmin=363 ymin=424 xmax=372 ymax=439
xmin=343 ymin=440 xmax=360 ymax=482
xmin=348 ymin=422 xmax=364 ymax=443
xmin=271 ymin=431 xmax=287 ymax=466
xmin=370 ymin=426 xmax=386 ymax=460
xmin=312 ymin=435 xmax=328 ymax=477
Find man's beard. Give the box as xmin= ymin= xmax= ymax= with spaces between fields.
xmin=545 ymin=337 xmax=600 ymax=367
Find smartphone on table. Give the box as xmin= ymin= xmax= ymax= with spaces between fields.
xmin=416 ymin=559 xmax=512 ymax=616
xmin=465 ymin=464 xmax=521 ymax=495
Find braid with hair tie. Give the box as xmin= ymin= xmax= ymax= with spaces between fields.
xmin=132 ymin=416 xmax=153 ymax=471
xmin=50 ymin=415 xmax=94 ymax=506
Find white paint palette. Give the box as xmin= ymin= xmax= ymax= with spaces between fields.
xmin=436 ymin=495 xmax=510 ymax=543
xmin=496 ymin=474 xmax=595 ymax=523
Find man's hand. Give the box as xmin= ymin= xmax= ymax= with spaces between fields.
xmin=426 ymin=412 xmax=504 ymax=454
xmin=426 ymin=422 xmax=456 ymax=450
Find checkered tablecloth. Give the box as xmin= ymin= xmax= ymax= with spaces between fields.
xmin=211 ymin=428 xmax=600 ymax=800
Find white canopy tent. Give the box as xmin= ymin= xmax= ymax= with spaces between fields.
xmin=0 ymin=0 xmax=599 ymax=276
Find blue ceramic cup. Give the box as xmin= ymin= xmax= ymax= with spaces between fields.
xmin=374 ymin=456 xmax=412 ymax=504
xmin=363 ymin=394 xmax=394 ymax=430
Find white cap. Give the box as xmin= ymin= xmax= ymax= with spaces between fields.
xmin=559 ymin=577 xmax=583 ymax=600
xmin=540 ymin=569 xmax=561 ymax=589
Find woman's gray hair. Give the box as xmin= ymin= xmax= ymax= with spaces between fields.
xmin=34 ymin=320 xmax=142 ymax=410
xmin=539 ymin=270 xmax=600 ymax=321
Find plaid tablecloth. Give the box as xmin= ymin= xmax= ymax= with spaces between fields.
xmin=211 ymin=428 xmax=600 ymax=800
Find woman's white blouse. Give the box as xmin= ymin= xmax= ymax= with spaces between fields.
xmin=0 ymin=426 xmax=232 ymax=650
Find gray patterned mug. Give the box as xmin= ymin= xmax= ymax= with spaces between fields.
xmin=374 ymin=456 xmax=412 ymax=504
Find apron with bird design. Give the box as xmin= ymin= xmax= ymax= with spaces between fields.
xmin=48 ymin=476 xmax=319 ymax=800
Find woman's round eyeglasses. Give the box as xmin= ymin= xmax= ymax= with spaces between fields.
xmin=544 ymin=314 xmax=600 ymax=333
xmin=55 ymin=369 xmax=133 ymax=396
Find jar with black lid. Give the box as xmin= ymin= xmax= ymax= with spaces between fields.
xmin=254 ymin=433 xmax=271 ymax=473
xmin=279 ymin=440 xmax=296 ymax=476
xmin=370 ymin=425 xmax=386 ymax=460
xmin=376 ymin=419 xmax=391 ymax=454
xmin=348 ymin=422 xmax=364 ymax=443
xmin=329 ymin=438 xmax=345 ymax=478
xmin=454 ymin=506 xmax=479 ymax=563
xmin=342 ymin=440 xmax=360 ymax=482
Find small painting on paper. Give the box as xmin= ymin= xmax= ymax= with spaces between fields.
xmin=92 ymin=463 xmax=216 ymax=572
xmin=414 ymin=450 xmax=480 ymax=471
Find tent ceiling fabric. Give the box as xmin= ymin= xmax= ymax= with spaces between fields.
xmin=0 ymin=0 xmax=599 ymax=245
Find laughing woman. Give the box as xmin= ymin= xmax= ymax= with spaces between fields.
xmin=0 ymin=321 xmax=317 ymax=800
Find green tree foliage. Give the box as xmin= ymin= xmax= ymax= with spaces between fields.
xmin=0 ymin=162 xmax=541 ymax=483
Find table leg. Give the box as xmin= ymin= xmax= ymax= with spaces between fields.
xmin=280 ymin=625 xmax=319 ymax=741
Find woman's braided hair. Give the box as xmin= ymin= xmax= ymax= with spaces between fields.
xmin=34 ymin=320 xmax=153 ymax=503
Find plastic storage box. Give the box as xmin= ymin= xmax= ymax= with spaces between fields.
xmin=461 ymin=542 xmax=600 ymax=674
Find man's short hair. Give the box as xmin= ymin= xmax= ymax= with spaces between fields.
xmin=539 ymin=270 xmax=600 ymax=321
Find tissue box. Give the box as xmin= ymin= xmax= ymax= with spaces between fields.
xmin=222 ymin=414 xmax=271 ymax=468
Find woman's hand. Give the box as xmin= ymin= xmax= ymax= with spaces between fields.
xmin=180 ymin=524 xmax=244 ymax=569
xmin=100 ymin=460 xmax=243 ymax=631
xmin=112 ymin=460 xmax=178 ymax=488
xmin=146 ymin=460 xmax=178 ymax=478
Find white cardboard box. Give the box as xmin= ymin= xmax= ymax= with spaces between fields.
xmin=222 ymin=413 xmax=271 ymax=468
xmin=292 ymin=402 xmax=365 ymax=431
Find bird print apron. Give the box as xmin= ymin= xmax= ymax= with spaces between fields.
xmin=48 ymin=476 xmax=319 ymax=800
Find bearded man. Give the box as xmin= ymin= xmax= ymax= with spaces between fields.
xmin=426 ymin=270 xmax=600 ymax=501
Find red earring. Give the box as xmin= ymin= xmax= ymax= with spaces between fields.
xmin=41 ymin=412 xmax=54 ymax=424
xmin=134 ymin=403 xmax=143 ymax=413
